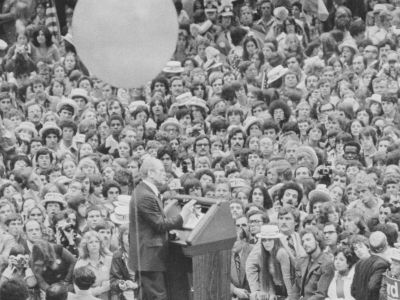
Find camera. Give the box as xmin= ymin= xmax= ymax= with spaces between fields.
xmin=12 ymin=255 xmax=28 ymax=269
xmin=318 ymin=166 xmax=332 ymax=176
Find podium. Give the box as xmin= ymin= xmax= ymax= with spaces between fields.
xmin=164 ymin=196 xmax=236 ymax=300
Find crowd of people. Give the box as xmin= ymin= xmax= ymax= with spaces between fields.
xmin=1 ymin=0 xmax=400 ymax=299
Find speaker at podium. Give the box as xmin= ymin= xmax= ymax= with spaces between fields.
xmin=163 ymin=195 xmax=236 ymax=300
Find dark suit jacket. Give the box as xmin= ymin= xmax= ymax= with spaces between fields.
xmin=128 ymin=181 xmax=183 ymax=272
xmin=231 ymin=243 xmax=253 ymax=295
xmin=295 ymin=252 xmax=334 ymax=300
xmin=110 ymin=249 xmax=136 ymax=299
xmin=351 ymin=255 xmax=390 ymax=300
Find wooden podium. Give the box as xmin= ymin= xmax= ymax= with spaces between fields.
xmin=164 ymin=196 xmax=236 ymax=300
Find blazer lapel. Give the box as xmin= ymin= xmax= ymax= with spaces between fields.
xmin=141 ymin=182 xmax=164 ymax=213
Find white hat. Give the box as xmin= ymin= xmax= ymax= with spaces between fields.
xmin=70 ymin=88 xmax=90 ymax=103
xmin=73 ymin=133 xmax=86 ymax=144
xmin=160 ymin=118 xmax=182 ymax=132
xmin=128 ymin=100 xmax=149 ymax=113
xmin=186 ymin=96 xmax=209 ymax=112
xmin=175 ymin=92 xmax=192 ymax=105
xmin=366 ymin=94 xmax=382 ymax=105
xmin=0 ymin=39 xmax=7 ymax=51
xmin=110 ymin=206 xmax=129 ymax=225
xmin=162 ymin=61 xmax=184 ymax=74
xmin=113 ymin=195 xmax=131 ymax=207
xmin=41 ymin=192 xmax=67 ymax=209
xmin=219 ymin=5 xmax=234 ymax=17
xmin=267 ymin=65 xmax=288 ymax=85
xmin=274 ymin=6 xmax=289 ymax=21
xmin=15 ymin=121 xmax=38 ymax=137
xmin=338 ymin=39 xmax=358 ymax=54
xmin=39 ymin=122 xmax=62 ymax=137
xmin=243 ymin=116 xmax=262 ymax=133
xmin=56 ymin=98 xmax=78 ymax=114
xmin=258 ymin=225 xmax=283 ymax=239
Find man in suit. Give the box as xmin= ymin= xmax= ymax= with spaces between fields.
xmin=129 ymin=157 xmax=195 ymax=300
xmin=296 ymin=227 xmax=334 ymax=300
xmin=278 ymin=206 xmax=306 ymax=259
xmin=351 ymin=231 xmax=390 ymax=300
xmin=231 ymin=216 xmax=253 ymax=299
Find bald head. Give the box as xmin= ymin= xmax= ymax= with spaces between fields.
xmin=369 ymin=231 xmax=388 ymax=254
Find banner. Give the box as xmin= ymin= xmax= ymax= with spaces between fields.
xmin=386 ymin=275 xmax=400 ymax=300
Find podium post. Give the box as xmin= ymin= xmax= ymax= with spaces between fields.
xmin=165 ymin=198 xmax=236 ymax=300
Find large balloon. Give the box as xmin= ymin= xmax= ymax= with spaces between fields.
xmin=72 ymin=0 xmax=178 ymax=88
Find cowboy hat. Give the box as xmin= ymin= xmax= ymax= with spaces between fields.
xmin=110 ymin=206 xmax=129 ymax=225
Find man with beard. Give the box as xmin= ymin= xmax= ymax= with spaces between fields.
xmin=296 ymin=227 xmax=334 ymax=300
xmin=228 ymin=127 xmax=246 ymax=155
xmin=334 ymin=6 xmax=352 ymax=39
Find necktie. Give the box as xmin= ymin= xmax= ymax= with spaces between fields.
xmin=234 ymin=253 xmax=241 ymax=276
xmin=287 ymin=235 xmax=296 ymax=257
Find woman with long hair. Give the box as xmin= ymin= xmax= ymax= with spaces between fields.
xmin=30 ymin=26 xmax=60 ymax=65
xmin=246 ymin=225 xmax=297 ymax=300
xmin=74 ymin=231 xmax=112 ymax=300
xmin=326 ymin=247 xmax=358 ymax=300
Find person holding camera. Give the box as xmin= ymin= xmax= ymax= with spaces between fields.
xmin=0 ymin=245 xmax=37 ymax=299
xmin=53 ymin=211 xmax=80 ymax=257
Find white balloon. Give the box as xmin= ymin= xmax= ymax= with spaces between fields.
xmin=72 ymin=0 xmax=178 ymax=88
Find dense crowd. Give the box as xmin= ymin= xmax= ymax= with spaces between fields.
xmin=1 ymin=0 xmax=400 ymax=300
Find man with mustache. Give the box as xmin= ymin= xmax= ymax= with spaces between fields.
xmin=228 ymin=127 xmax=246 ymax=155
xmin=278 ymin=206 xmax=306 ymax=259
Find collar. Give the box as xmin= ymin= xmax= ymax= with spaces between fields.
xmin=85 ymin=256 xmax=105 ymax=268
xmin=74 ymin=289 xmax=93 ymax=296
xmin=143 ymin=180 xmax=159 ymax=196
